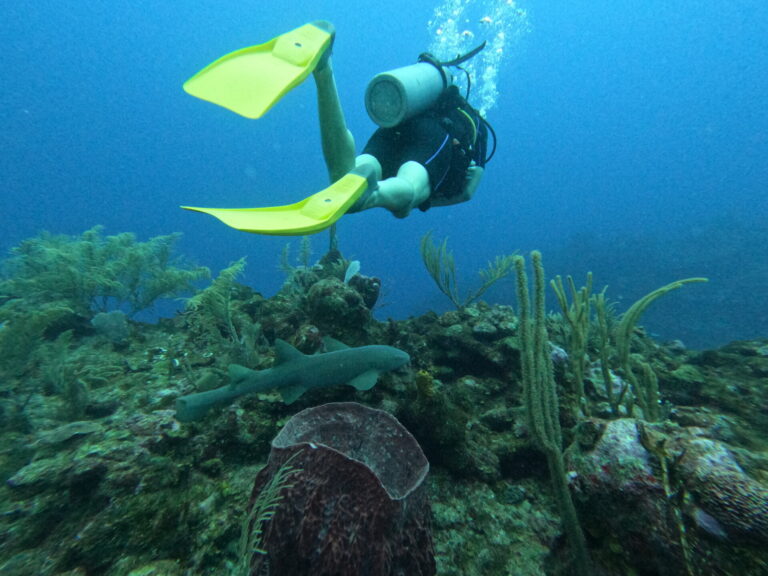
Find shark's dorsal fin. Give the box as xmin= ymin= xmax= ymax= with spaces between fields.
xmin=348 ymin=370 xmax=380 ymax=391
xmin=280 ymin=384 xmax=308 ymax=404
xmin=274 ymin=339 xmax=304 ymax=365
xmin=322 ymin=336 xmax=350 ymax=352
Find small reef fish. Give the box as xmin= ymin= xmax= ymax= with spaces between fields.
xmin=343 ymin=259 xmax=361 ymax=284
xmin=175 ymin=338 xmax=410 ymax=421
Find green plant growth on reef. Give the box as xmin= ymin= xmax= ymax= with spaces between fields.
xmin=277 ymin=237 xmax=354 ymax=298
xmin=515 ymin=252 xmax=591 ymax=576
xmin=420 ymin=231 xmax=516 ymax=309
xmin=236 ymin=451 xmax=302 ymax=576
xmin=0 ymin=226 xmax=209 ymax=430
xmin=592 ymin=288 xmax=628 ymax=416
xmin=279 ymin=236 xmax=313 ymax=274
xmin=0 ymin=226 xmax=209 ymax=317
xmin=186 ymin=258 xmax=247 ymax=344
xmin=0 ymin=301 xmax=75 ymax=380
xmin=35 ymin=330 xmax=90 ymax=421
xmin=614 ymin=277 xmax=708 ymax=420
xmin=551 ymin=273 xmax=708 ymax=420
xmin=550 ymin=273 xmax=593 ymax=415
xmin=185 ymin=258 xmax=263 ymax=367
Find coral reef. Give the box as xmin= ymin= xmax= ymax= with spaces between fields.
xmin=0 ymin=227 xmax=209 ymax=424
xmin=1 ymin=232 xmax=767 ymax=576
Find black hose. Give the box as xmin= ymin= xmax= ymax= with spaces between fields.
xmin=440 ymin=41 xmax=488 ymax=67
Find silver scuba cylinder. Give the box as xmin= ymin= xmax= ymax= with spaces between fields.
xmin=364 ymin=62 xmax=447 ymax=128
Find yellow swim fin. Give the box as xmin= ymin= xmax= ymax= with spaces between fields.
xmin=181 ymin=167 xmax=373 ymax=236
xmin=183 ymin=21 xmax=334 ymax=119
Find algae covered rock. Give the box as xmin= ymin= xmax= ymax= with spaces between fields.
xmin=690 ymin=338 xmax=768 ymax=438
xmin=565 ymin=417 xmax=768 ymax=575
xmin=677 ymin=436 xmax=768 ymax=544
xmin=306 ymin=277 xmax=372 ymax=337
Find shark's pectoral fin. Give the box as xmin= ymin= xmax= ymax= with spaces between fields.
xmin=348 ymin=370 xmax=380 ymax=391
xmin=280 ymin=384 xmax=308 ymax=404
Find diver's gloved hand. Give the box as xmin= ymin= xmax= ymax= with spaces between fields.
xmin=311 ymin=20 xmax=336 ymax=72
xmin=463 ymin=163 xmax=484 ymax=201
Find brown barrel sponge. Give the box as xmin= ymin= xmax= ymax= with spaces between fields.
xmin=247 ymin=401 xmax=434 ymax=576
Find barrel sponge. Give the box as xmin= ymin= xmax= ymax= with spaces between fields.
xmin=247 ymin=402 xmax=435 ymax=576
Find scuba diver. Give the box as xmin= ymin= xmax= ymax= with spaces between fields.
xmin=182 ymin=21 xmax=496 ymax=235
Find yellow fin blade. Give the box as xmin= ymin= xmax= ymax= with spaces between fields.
xmin=183 ymin=23 xmax=332 ymax=119
xmin=181 ymin=173 xmax=368 ymax=236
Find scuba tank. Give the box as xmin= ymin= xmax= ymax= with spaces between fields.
xmin=365 ymin=62 xmax=447 ymax=128
xmin=364 ymin=42 xmax=487 ymax=128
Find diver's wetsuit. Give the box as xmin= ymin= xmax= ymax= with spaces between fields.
xmin=362 ymin=86 xmax=489 ymax=211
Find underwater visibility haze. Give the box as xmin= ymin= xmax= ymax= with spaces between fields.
xmin=1 ymin=0 xmax=766 ymax=347
xmin=1 ymin=1 xmax=768 ymax=575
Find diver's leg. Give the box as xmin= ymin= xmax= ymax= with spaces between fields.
xmin=351 ymin=158 xmax=431 ymax=218
xmin=313 ymin=59 xmax=356 ymax=183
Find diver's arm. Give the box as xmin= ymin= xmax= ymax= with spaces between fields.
xmin=429 ymin=163 xmax=485 ymax=207
xmin=313 ymin=59 xmax=356 ymax=182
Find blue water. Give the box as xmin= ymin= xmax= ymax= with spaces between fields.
xmin=2 ymin=1 xmax=767 ymax=349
